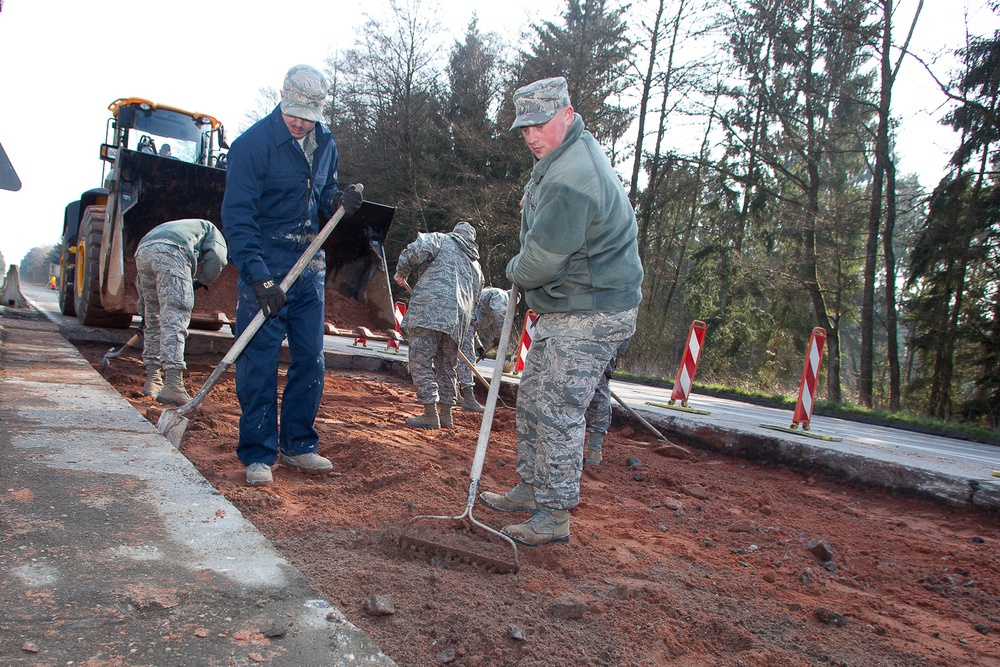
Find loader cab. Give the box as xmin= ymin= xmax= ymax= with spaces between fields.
xmin=100 ymin=98 xmax=228 ymax=184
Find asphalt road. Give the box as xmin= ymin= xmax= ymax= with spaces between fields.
xmin=18 ymin=280 xmax=1000 ymax=510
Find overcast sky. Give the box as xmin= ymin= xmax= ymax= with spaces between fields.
xmin=0 ymin=0 xmax=995 ymax=267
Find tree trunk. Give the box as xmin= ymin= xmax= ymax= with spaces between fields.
xmin=859 ymin=0 xmax=895 ymax=408
xmin=883 ymin=159 xmax=901 ymax=412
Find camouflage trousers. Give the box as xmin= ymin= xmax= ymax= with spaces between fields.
xmin=584 ymin=337 xmax=630 ymax=434
xmin=457 ymin=326 xmax=479 ymax=390
xmin=406 ymin=327 xmax=459 ymax=406
xmin=584 ymin=375 xmax=613 ymax=434
xmin=516 ymin=308 xmax=637 ymax=509
xmin=135 ymin=242 xmax=194 ymax=371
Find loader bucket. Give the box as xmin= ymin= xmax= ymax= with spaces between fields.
xmin=322 ymin=201 xmax=396 ymax=330
xmin=109 ymin=147 xmax=396 ymax=331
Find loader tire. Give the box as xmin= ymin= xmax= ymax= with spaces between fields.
xmin=74 ymin=206 xmax=132 ymax=329
xmin=57 ymin=239 xmax=76 ymax=317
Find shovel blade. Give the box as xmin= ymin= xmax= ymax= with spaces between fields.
xmin=100 ymin=350 xmax=114 ymax=374
xmin=157 ymin=408 xmax=188 ymax=449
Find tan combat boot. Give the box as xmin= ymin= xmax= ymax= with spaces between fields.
xmin=584 ymin=431 xmax=604 ymax=465
xmin=439 ymin=403 xmax=454 ymax=427
xmin=460 ymin=386 xmax=485 ymax=413
xmin=141 ymin=365 xmax=163 ymax=397
xmin=502 ymin=508 xmax=570 ymax=546
xmin=480 ymin=482 xmax=536 ymax=513
xmin=156 ymin=369 xmax=192 ymax=406
xmin=406 ymin=403 xmax=440 ymax=429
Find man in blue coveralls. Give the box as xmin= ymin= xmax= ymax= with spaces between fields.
xmin=222 ymin=64 xmax=363 ymax=486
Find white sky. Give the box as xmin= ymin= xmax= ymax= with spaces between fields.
xmin=0 ymin=0 xmax=995 ymax=266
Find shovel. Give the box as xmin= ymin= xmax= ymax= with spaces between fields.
xmin=101 ymin=331 xmax=140 ymax=373
xmin=157 ymin=185 xmax=363 ymax=448
xmin=399 ymin=284 xmax=521 ymax=573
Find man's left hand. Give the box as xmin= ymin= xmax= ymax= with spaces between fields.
xmin=334 ymin=185 xmax=363 ymax=217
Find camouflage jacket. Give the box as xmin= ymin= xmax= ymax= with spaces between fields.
xmin=473 ymin=287 xmax=509 ymax=342
xmin=397 ymin=231 xmax=484 ymax=342
xmin=136 ymin=218 xmax=229 ymax=286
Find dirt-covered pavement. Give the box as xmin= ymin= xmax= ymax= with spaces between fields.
xmin=77 ymin=341 xmax=1000 ymax=667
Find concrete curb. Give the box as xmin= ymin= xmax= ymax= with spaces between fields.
xmin=0 ymin=312 xmax=396 ymax=666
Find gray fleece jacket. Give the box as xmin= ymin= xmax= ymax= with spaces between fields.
xmin=506 ymin=114 xmax=643 ymax=314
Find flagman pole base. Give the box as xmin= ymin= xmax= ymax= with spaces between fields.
xmin=759 ymin=423 xmax=842 ymax=442
xmin=646 ymin=400 xmax=711 ymax=416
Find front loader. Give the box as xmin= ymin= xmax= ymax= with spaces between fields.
xmin=59 ymin=98 xmax=395 ymax=331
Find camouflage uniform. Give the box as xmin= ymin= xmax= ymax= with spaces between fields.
xmin=503 ymin=76 xmax=644 ymax=514
xmin=584 ymin=338 xmax=631 ymax=436
xmin=397 ymin=222 xmax=484 ymax=406
xmin=134 ymin=219 xmax=228 ymax=371
xmin=516 ymin=309 xmax=637 ymax=508
xmin=458 ymin=287 xmax=509 ymax=390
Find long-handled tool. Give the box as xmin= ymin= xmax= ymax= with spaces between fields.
xmin=399 ymin=284 xmax=521 ymax=573
xmin=101 ymin=332 xmax=140 ymax=373
xmin=157 ymin=185 xmax=362 ymax=448
xmin=365 ymin=229 xmax=397 ymax=332
xmin=610 ymin=388 xmax=694 ymax=458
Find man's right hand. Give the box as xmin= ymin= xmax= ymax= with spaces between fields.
xmin=253 ymin=278 xmax=286 ymax=318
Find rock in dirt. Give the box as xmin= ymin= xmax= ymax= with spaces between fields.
xmin=814 ymin=608 xmax=849 ymax=626
xmin=364 ymin=594 xmax=396 ymax=616
xmin=436 ymin=648 xmax=457 ymax=664
xmin=549 ymin=596 xmax=588 ymax=619
xmin=807 ymin=538 xmax=835 ymax=562
xmin=625 ymin=456 xmax=643 ymax=468
xmin=975 ymin=623 xmax=991 ymax=635
xmin=681 ymin=483 xmax=711 ymax=500
xmin=507 ymin=624 xmax=526 ymax=640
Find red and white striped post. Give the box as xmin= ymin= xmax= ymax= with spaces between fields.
xmin=513 ymin=310 xmax=538 ymax=375
xmin=669 ymin=320 xmax=707 ymax=408
xmin=385 ymin=301 xmax=407 ymax=353
xmin=791 ymin=327 xmax=827 ymax=430
xmin=352 ymin=331 xmax=368 ymax=347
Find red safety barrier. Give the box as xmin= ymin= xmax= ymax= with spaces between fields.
xmin=513 ymin=310 xmax=538 ymax=374
xmin=385 ymin=301 xmax=407 ymax=352
xmin=792 ymin=327 xmax=827 ymax=429
xmin=669 ymin=320 xmax=707 ymax=407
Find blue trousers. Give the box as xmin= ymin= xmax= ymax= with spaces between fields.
xmin=234 ymin=270 xmax=325 ymax=466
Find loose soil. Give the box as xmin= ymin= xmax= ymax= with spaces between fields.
xmin=76 ymin=342 xmax=1000 ymax=667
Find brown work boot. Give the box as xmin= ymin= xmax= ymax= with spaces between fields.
xmin=502 ymin=508 xmax=570 ymax=546
xmin=406 ymin=403 xmax=440 ymax=429
xmin=460 ymin=386 xmax=485 ymax=413
xmin=584 ymin=431 xmax=604 ymax=465
xmin=279 ymin=452 xmax=333 ymax=475
xmin=156 ymin=369 xmax=192 ymax=406
xmin=480 ymin=482 xmax=536 ymax=513
xmin=439 ymin=403 xmax=454 ymax=427
xmin=141 ymin=365 xmax=163 ymax=397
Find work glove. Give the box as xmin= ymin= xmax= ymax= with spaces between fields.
xmin=253 ymin=278 xmax=286 ymax=318
xmin=332 ymin=185 xmax=363 ymax=217
xmin=475 ymin=345 xmax=486 ymax=362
